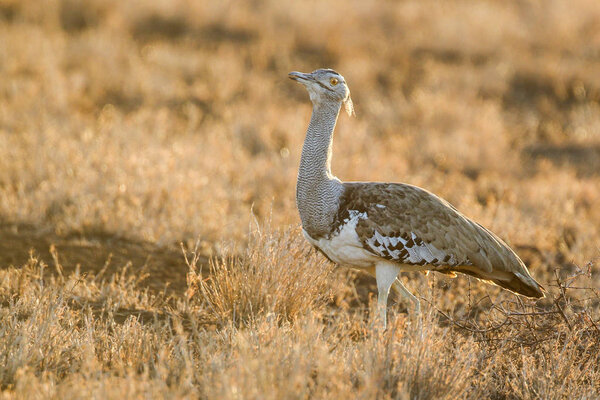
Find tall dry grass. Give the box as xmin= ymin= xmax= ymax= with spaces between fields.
xmin=0 ymin=229 xmax=598 ymax=398
xmin=185 ymin=226 xmax=336 ymax=327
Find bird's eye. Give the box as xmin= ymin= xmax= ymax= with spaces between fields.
xmin=330 ymin=78 xmax=339 ymax=86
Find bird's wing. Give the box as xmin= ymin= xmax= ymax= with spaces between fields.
xmin=337 ymin=182 xmax=544 ymax=297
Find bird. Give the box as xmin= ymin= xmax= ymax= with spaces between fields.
xmin=289 ymin=68 xmax=545 ymax=328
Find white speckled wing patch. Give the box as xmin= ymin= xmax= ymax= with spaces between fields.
xmin=365 ymin=231 xmax=464 ymax=266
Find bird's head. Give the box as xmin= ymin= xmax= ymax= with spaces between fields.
xmin=289 ymin=69 xmax=354 ymax=116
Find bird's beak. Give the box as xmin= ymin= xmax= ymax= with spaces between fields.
xmin=288 ymin=71 xmax=312 ymax=82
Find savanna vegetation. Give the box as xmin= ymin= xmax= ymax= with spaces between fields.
xmin=1 ymin=0 xmax=599 ymax=398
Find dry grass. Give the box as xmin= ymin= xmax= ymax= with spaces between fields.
xmin=185 ymin=225 xmax=335 ymax=327
xmin=0 ymin=246 xmax=598 ymax=398
xmin=1 ymin=0 xmax=600 ymax=398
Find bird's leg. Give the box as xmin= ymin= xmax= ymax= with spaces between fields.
xmin=375 ymin=262 xmax=401 ymax=329
xmin=392 ymin=277 xmax=423 ymax=337
xmin=391 ymin=278 xmax=421 ymax=314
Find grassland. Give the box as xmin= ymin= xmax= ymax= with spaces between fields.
xmin=1 ymin=0 xmax=599 ymax=398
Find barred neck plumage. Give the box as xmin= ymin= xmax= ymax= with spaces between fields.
xmin=296 ymin=101 xmax=344 ymax=238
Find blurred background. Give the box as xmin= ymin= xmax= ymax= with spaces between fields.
xmin=0 ymin=0 xmax=599 ymax=294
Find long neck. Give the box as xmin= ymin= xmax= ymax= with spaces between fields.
xmin=296 ymin=101 xmax=343 ymax=237
xmin=299 ymin=102 xmax=340 ymax=183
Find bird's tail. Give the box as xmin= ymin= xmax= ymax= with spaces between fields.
xmin=492 ymin=270 xmax=546 ymax=298
xmin=447 ymin=264 xmax=546 ymax=299
xmin=465 ymin=221 xmax=546 ymax=298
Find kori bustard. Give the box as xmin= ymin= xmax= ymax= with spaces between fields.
xmin=289 ymin=68 xmax=545 ymax=328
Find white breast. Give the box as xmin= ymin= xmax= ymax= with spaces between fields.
xmin=303 ymin=210 xmax=378 ymax=268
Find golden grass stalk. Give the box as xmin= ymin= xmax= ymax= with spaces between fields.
xmin=185 ymin=226 xmax=335 ymax=327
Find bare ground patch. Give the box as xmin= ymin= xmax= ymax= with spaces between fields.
xmin=0 ymin=221 xmax=196 ymax=294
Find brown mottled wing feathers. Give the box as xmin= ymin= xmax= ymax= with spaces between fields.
xmin=341 ymin=183 xmax=476 ymax=264
xmin=338 ymin=182 xmax=544 ymax=297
